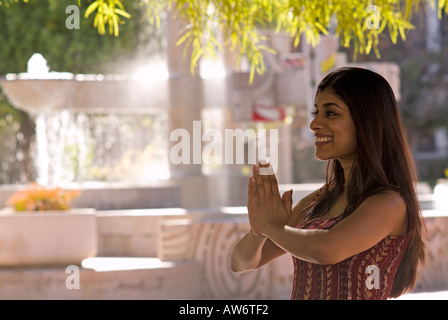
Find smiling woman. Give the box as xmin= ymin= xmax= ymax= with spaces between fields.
xmin=230 ymin=67 xmax=426 ymax=300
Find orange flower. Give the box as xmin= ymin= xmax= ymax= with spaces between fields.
xmin=7 ymin=183 xmax=81 ymax=212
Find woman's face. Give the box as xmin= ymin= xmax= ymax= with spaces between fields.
xmin=310 ymin=88 xmax=357 ymax=165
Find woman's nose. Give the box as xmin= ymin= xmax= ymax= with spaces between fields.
xmin=310 ymin=115 xmax=324 ymax=131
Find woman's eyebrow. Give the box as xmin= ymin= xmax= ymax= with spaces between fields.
xmin=314 ymin=102 xmax=344 ymax=110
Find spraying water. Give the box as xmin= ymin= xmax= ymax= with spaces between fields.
xmin=34 ymin=111 xmax=170 ymax=185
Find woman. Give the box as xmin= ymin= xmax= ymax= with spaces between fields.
xmin=230 ymin=67 xmax=426 ymax=300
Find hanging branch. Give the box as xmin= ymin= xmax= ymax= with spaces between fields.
xmin=4 ymin=0 xmax=448 ymax=82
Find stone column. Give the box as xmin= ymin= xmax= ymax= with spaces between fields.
xmin=426 ymin=2 xmax=441 ymax=53
xmin=165 ymin=8 xmax=208 ymax=207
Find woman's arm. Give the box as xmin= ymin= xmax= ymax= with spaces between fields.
xmin=230 ymin=228 xmax=282 ymax=273
xmin=251 ymin=171 xmax=407 ymax=265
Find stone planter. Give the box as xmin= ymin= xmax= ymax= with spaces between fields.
xmin=0 ymin=208 xmax=97 ymax=267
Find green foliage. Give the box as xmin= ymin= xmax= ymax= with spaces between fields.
xmin=84 ymin=0 xmax=131 ymax=36
xmin=79 ymin=0 xmax=448 ymax=83
xmin=436 ymin=0 xmax=448 ymax=18
xmin=0 ymin=0 xmax=156 ymax=74
xmin=92 ymin=1 xmax=441 ymax=78
xmin=165 ymin=0 xmax=277 ymax=82
xmin=0 ymin=0 xmax=28 ymax=6
xmin=3 ymin=1 xmax=447 ymax=82
xmin=0 ymin=87 xmax=35 ymax=184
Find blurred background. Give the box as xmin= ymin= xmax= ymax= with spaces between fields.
xmin=0 ymin=0 xmax=447 ymax=300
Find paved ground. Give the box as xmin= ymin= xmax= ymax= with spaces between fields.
xmin=394 ymin=289 xmax=448 ymax=300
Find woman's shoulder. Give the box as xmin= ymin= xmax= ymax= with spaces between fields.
xmin=355 ymin=188 xmax=408 ymax=236
xmin=363 ymin=188 xmax=406 ymax=209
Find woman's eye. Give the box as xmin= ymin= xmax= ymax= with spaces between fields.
xmin=311 ymin=110 xmax=338 ymax=117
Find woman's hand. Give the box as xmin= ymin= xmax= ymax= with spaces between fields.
xmin=247 ymin=162 xmax=293 ymax=237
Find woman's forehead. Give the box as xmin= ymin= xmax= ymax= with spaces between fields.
xmin=315 ymin=89 xmax=349 ymax=110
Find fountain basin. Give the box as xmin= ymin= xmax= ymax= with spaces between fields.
xmin=0 ymin=74 xmax=170 ymax=114
xmin=0 ymin=208 xmax=97 ymax=267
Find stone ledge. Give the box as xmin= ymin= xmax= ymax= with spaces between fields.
xmin=0 ymin=257 xmax=202 ymax=300
xmin=96 ymin=208 xmax=248 ymax=257
xmin=415 ymin=210 xmax=448 ymax=291
xmin=158 ymin=217 xmax=292 ymax=299
xmin=0 ymin=184 xmax=182 ymax=210
xmin=394 ymin=289 xmax=448 ymax=300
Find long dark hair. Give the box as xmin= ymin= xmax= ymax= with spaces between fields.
xmin=304 ymin=67 xmax=425 ymax=298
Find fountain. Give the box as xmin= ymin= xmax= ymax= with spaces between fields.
xmin=0 ymin=29 xmax=307 ymax=209
xmin=0 ymin=53 xmax=181 ymax=210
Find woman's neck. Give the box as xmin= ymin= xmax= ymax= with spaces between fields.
xmin=339 ymin=159 xmax=354 ymax=188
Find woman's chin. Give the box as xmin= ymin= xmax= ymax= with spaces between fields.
xmin=314 ymin=153 xmax=332 ymax=161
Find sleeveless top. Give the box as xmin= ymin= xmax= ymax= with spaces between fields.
xmin=290 ymin=214 xmax=412 ymax=300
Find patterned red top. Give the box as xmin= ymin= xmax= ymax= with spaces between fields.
xmin=291 ymin=214 xmax=411 ymax=300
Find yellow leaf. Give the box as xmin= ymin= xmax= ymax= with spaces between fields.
xmin=85 ymin=1 xmax=99 ymax=18
xmin=113 ymin=15 xmax=119 ymax=36
xmin=114 ymin=8 xmax=131 ymax=19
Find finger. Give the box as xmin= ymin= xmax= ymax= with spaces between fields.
xmin=248 ymin=176 xmax=259 ymax=204
xmin=269 ymin=173 xmax=281 ymax=197
xmin=281 ymin=189 xmax=293 ymax=210
xmin=253 ymin=165 xmax=265 ymax=199
xmin=258 ymin=160 xmax=272 ymax=197
xmin=282 ymin=190 xmax=294 ymax=226
xmin=252 ymin=164 xmax=258 ymax=176
xmin=261 ymin=170 xmax=272 ymax=197
xmin=247 ymin=179 xmax=253 ymax=209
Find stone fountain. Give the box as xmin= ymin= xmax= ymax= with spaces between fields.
xmin=0 ymin=52 xmax=182 ymax=210
xmin=0 ymin=25 xmax=309 ymax=209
